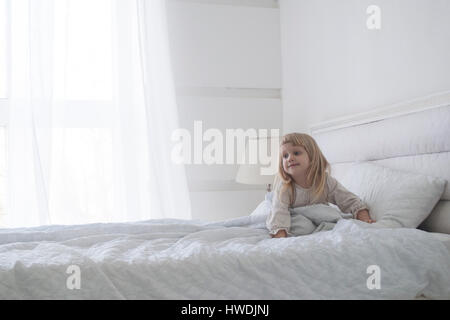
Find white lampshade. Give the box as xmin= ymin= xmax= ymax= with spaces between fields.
xmin=235 ymin=136 xmax=279 ymax=188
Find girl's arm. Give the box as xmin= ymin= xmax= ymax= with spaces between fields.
xmin=266 ymin=185 xmax=291 ymax=237
xmin=326 ymin=175 xmax=375 ymax=223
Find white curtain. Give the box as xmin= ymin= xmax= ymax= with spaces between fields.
xmin=6 ymin=0 xmax=191 ymax=228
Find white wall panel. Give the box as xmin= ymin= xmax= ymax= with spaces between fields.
xmin=280 ymin=0 xmax=450 ymax=133
xmin=176 ymin=96 xmax=281 ymax=184
xmin=166 ymin=1 xmax=282 ymax=221
xmin=167 ymin=2 xmax=281 ymax=88
xmin=190 ymin=189 xmax=266 ymax=221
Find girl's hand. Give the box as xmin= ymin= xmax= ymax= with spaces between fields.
xmin=272 ymin=230 xmax=288 ymax=238
xmin=356 ymin=209 xmax=375 ymax=223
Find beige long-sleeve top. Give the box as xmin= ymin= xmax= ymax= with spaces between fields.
xmin=266 ymin=174 xmax=369 ymax=235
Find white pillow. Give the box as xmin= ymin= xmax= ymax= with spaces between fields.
xmin=250 ymin=192 xmax=273 ymax=216
xmin=339 ymin=162 xmax=446 ymax=228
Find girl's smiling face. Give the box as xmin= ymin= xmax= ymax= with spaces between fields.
xmin=281 ymin=143 xmax=310 ymax=178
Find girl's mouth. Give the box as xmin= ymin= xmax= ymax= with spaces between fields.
xmin=288 ymin=164 xmax=299 ymax=168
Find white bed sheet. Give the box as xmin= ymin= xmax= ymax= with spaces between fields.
xmin=0 ymin=215 xmax=449 ymax=300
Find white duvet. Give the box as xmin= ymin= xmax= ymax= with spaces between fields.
xmin=0 ymin=208 xmax=449 ymax=300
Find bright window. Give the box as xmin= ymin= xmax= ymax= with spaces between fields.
xmin=49 ymin=128 xmax=115 ymax=225
xmin=2 ymin=0 xmax=117 ymax=225
xmin=53 ymin=0 xmax=113 ymax=101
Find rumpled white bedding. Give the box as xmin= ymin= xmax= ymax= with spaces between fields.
xmin=0 ymin=207 xmax=449 ymax=299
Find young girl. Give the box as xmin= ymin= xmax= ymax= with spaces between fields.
xmin=267 ymin=132 xmax=374 ymax=238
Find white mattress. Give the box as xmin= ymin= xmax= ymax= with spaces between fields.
xmin=1 ymin=214 xmax=449 ymax=300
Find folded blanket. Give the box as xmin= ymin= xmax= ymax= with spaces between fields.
xmin=289 ymin=205 xmax=353 ymax=235
xmin=206 ymin=193 xmax=353 ymax=237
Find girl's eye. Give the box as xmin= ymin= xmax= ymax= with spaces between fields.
xmin=294 ymin=151 xmax=300 ymax=156
xmin=283 ymin=154 xmax=289 ymax=159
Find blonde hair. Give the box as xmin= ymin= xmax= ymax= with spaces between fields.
xmin=277 ymin=133 xmax=330 ymax=206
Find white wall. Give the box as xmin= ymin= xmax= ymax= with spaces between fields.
xmin=279 ymin=0 xmax=450 ymax=133
xmin=167 ymin=0 xmax=282 ymax=221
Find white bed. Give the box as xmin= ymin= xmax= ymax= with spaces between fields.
xmin=311 ymin=90 xmax=450 ymax=236
xmin=0 ymin=92 xmax=449 ymax=300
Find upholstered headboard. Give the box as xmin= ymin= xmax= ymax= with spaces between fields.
xmin=310 ymin=91 xmax=450 ymax=234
